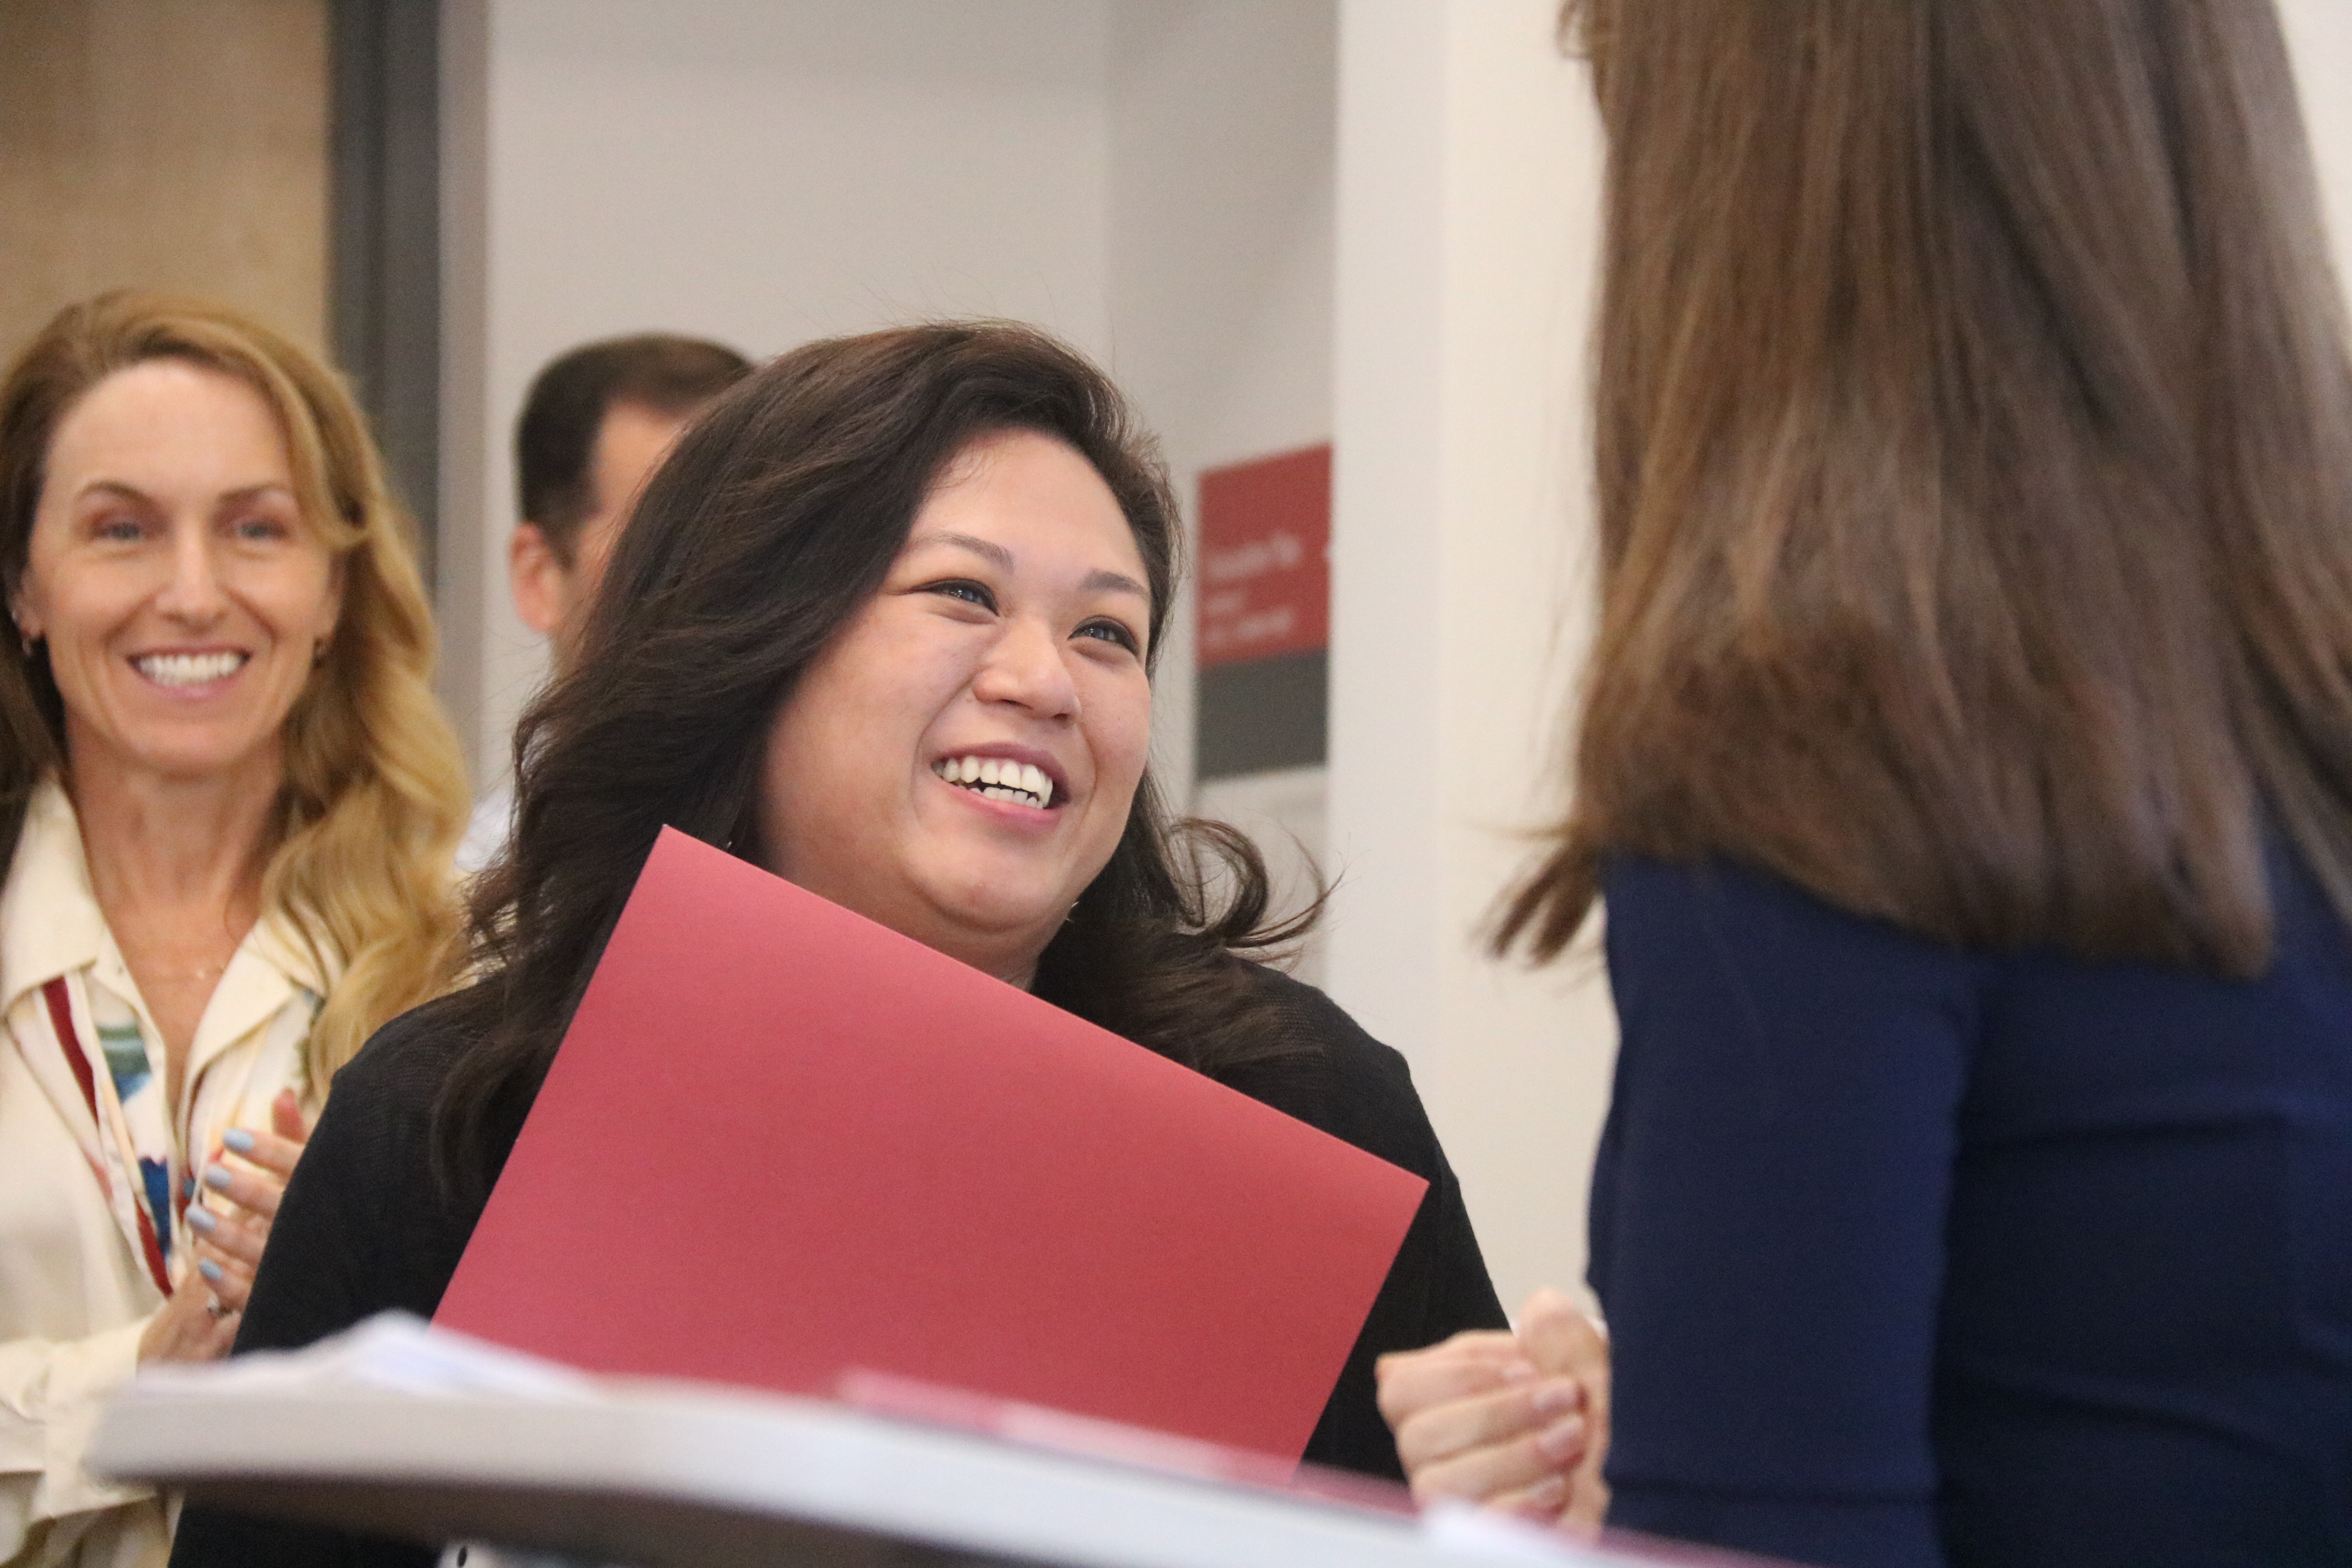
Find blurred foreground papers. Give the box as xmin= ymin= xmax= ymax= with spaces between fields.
xmin=435 ymin=828 xmax=1427 ymax=1463
xmin=100 ymin=1317 xmax=1641 ymax=1568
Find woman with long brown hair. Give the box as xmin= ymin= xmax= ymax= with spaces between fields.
xmin=1384 ymin=2 xmax=2352 ymax=1563
xmin=0 ymin=292 xmax=468 ymax=1566
xmin=168 ymin=321 xmax=1508 ymax=1568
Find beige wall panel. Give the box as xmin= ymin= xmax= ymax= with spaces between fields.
xmin=0 ymin=0 xmax=328 ymax=368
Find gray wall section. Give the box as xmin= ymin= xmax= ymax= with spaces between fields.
xmin=1196 ymin=651 xmax=1328 ymax=780
xmin=331 ymin=0 xmax=441 ymax=579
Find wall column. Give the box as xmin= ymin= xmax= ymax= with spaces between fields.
xmin=1327 ymin=0 xmax=1615 ymax=1307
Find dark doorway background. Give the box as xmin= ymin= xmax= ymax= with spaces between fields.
xmin=331 ymin=0 xmax=441 ymax=582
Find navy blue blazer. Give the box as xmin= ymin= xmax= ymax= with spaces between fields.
xmin=1592 ymin=851 xmax=2352 ymax=1568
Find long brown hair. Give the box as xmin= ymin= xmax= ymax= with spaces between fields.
xmin=0 ymin=292 xmax=470 ymax=1085
xmin=435 ymin=322 xmax=1313 ymax=1187
xmin=1503 ymin=0 xmax=2352 ymax=977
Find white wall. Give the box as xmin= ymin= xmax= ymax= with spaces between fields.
xmin=437 ymin=0 xmax=2352 ymax=1335
xmin=439 ymin=0 xmax=1113 ymax=779
xmin=1104 ymin=0 xmax=1338 ymax=788
xmin=2281 ymin=0 xmax=2352 ymax=294
xmin=439 ymin=0 xmax=1341 ymax=815
xmin=1104 ymin=1 xmax=1338 ymax=967
xmin=432 ymin=0 xmax=2352 ymax=1334
xmin=1326 ymin=0 xmax=1614 ymax=1313
xmin=438 ymin=0 xmax=1588 ymax=1315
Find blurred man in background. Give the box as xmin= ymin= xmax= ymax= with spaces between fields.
xmin=460 ymin=333 xmax=753 ymax=871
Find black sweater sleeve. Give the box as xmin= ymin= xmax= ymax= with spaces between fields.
xmin=169 ymin=999 xmax=491 ymax=1568
xmin=1214 ymin=968 xmax=1510 ymax=1480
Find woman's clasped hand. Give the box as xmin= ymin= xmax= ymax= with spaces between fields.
xmin=1377 ymin=1288 xmax=1611 ymax=1531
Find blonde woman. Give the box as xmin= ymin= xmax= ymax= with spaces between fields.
xmin=0 ymin=293 xmax=467 ymax=1567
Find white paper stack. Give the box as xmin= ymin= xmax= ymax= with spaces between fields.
xmin=96 ymin=1314 xmax=1651 ymax=1568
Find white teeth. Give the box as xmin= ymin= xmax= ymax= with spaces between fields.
xmin=933 ymin=754 xmax=1054 ymax=809
xmin=136 ymin=652 xmax=245 ymax=687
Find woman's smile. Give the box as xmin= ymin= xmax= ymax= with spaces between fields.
xmin=132 ymin=648 xmax=252 ymax=692
xmin=929 ymin=751 xmax=1064 ymax=811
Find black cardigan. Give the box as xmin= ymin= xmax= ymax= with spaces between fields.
xmin=169 ymin=966 xmax=1505 ymax=1568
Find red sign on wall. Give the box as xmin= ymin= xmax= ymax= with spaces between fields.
xmin=1196 ymin=444 xmax=1330 ymax=671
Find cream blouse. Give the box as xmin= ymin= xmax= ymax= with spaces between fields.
xmin=0 ymin=780 xmax=329 ymax=1568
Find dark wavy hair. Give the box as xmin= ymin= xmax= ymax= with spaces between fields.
xmin=434 ymin=321 xmax=1315 ymax=1187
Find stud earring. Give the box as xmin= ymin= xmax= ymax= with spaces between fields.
xmin=311 ymin=637 xmax=329 ymax=668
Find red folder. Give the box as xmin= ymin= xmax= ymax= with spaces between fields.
xmin=435 ymin=828 xmax=1427 ymax=1463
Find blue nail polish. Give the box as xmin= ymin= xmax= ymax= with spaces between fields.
xmin=187 ymin=1207 xmax=217 ymax=1234
xmin=222 ymin=1128 xmax=256 ymax=1154
xmin=202 ymin=1163 xmax=232 ymax=1191
xmin=197 ymin=1258 xmax=224 ymax=1284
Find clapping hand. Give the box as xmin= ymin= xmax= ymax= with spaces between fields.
xmin=140 ymin=1090 xmax=310 ymax=1363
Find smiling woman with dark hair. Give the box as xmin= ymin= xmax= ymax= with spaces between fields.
xmin=167 ymin=321 xmax=1514 ymax=1568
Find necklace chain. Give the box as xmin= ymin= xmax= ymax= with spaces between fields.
xmin=147 ymin=955 xmax=230 ymax=987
